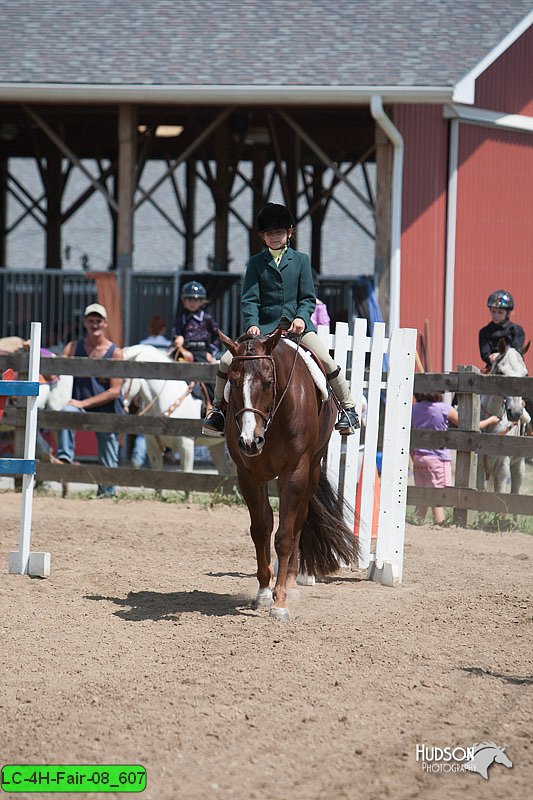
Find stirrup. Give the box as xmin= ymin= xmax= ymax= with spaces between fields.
xmin=335 ymin=407 xmax=360 ymax=435
xmin=202 ymin=405 xmax=226 ymax=437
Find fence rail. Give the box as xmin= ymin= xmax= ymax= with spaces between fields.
xmin=410 ymin=368 xmax=533 ymax=519
xmin=1 ymin=355 xmax=532 ymax=516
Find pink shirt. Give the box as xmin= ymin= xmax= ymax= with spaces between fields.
xmin=311 ymin=300 xmax=330 ymax=331
xmin=411 ymin=401 xmax=453 ymax=461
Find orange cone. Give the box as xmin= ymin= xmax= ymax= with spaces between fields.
xmin=0 ymin=369 xmax=15 ymax=423
xmin=354 ymin=461 xmax=380 ymax=539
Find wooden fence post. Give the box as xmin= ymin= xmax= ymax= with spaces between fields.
xmin=453 ymin=365 xmax=480 ymax=527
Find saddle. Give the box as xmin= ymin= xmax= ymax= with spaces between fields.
xmin=281 ymin=335 xmax=329 ymax=401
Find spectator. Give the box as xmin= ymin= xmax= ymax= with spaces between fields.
xmin=139 ymin=315 xmax=172 ymax=350
xmin=57 ymin=303 xmax=124 ymax=497
xmin=411 ymin=392 xmax=498 ymax=525
xmin=310 ymin=270 xmax=331 ymax=333
xmin=479 ymin=290 xmax=525 ymax=370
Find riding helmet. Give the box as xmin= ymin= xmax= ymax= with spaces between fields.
xmin=181 ymin=280 xmax=207 ymax=300
xmin=257 ymin=203 xmax=295 ymax=232
xmin=487 ymin=290 xmax=514 ymax=310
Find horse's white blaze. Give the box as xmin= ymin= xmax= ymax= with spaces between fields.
xmin=241 ymin=373 xmax=257 ymax=443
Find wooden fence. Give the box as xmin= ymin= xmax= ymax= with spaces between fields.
xmin=408 ymin=367 xmax=533 ymax=521
xmin=0 ymin=353 xmax=232 ymax=495
xmin=1 ymin=353 xmax=533 ymax=519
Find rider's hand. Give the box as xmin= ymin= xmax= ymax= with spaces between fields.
xmin=247 ymin=326 xmax=260 ymax=335
xmin=289 ymin=318 xmax=305 ymax=335
xmin=174 ymin=335 xmax=184 ymax=348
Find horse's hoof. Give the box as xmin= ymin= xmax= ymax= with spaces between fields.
xmin=252 ymin=588 xmax=273 ymax=609
xmin=269 ymin=606 xmax=290 ymax=622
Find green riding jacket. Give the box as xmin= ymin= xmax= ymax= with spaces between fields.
xmin=241 ymin=246 xmax=317 ymax=335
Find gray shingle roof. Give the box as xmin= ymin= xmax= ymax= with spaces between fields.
xmin=0 ymin=0 xmax=531 ymax=88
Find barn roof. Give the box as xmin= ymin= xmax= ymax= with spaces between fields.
xmin=0 ymin=1 xmax=532 ymax=104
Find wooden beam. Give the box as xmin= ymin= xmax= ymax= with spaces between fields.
xmin=36 ymin=462 xmax=238 ymax=494
xmin=44 ymin=140 xmax=62 ymax=268
xmin=3 ymin=407 xmax=205 ymax=436
xmin=185 ymin=159 xmax=196 ymax=268
xmin=0 ymin=354 xmax=218 ymax=381
xmin=408 ymin=485 xmax=533 ymax=517
xmin=0 ymin=155 xmax=7 ymax=265
xmin=375 ymin=125 xmax=392 ymax=326
xmin=454 ymin=365 xmax=480 ymax=526
xmin=117 ymin=104 xmax=137 ymax=342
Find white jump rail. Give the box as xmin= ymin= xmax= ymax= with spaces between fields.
xmin=320 ymin=320 xmax=416 ymax=586
xmin=0 ymin=322 xmax=50 ymax=578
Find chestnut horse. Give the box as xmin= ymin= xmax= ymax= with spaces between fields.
xmin=219 ymin=329 xmax=358 ymax=621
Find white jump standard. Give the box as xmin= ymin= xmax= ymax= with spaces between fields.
xmin=1 ymin=322 xmax=51 ymax=578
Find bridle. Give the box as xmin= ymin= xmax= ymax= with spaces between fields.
xmin=230 ymin=338 xmax=301 ymax=435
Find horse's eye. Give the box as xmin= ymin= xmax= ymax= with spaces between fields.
xmin=262 ymin=381 xmax=272 ymax=391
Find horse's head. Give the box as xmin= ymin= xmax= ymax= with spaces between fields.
xmin=220 ymin=328 xmax=283 ymax=456
xmin=465 ymin=743 xmax=512 ymax=779
xmin=490 ymin=341 xmax=529 ymax=422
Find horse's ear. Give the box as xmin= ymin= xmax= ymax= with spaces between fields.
xmin=521 ymin=340 xmax=530 ymax=356
xmin=264 ymin=327 xmax=283 ymax=354
xmin=498 ymin=338 xmax=508 ymax=354
xmin=218 ymin=330 xmax=238 ymax=356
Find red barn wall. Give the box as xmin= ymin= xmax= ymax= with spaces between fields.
xmin=453 ymin=125 xmax=533 ymax=372
xmin=393 ymin=104 xmax=448 ymax=370
xmin=475 ymin=26 xmax=533 ymax=115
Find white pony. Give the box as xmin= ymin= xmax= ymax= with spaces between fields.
xmin=122 ymin=344 xmax=231 ymax=475
xmin=478 ymin=342 xmax=529 ymax=494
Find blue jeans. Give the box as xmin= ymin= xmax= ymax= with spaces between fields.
xmin=57 ymin=406 xmax=120 ymax=497
xmin=130 ymin=434 xmax=148 ymax=467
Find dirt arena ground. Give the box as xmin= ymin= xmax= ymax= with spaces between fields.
xmin=1 ymin=491 xmax=532 ymax=800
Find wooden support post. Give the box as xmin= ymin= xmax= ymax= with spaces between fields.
xmin=185 ymin=160 xmax=196 ymax=269
xmin=0 ymin=155 xmax=7 ymax=266
xmin=310 ymin=166 xmax=324 ymax=271
xmin=45 ymin=142 xmax=62 ymax=268
xmin=375 ymin=126 xmax=392 ymax=324
xmin=214 ymin=122 xmax=229 ymax=270
xmin=250 ymin=149 xmax=265 ymax=255
xmin=117 ymin=104 xmax=137 ymax=342
xmin=453 ymin=365 xmax=480 ymax=527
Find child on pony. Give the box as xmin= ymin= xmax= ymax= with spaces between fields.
xmin=479 ymin=289 xmax=525 ymax=372
xmin=202 ymin=203 xmax=359 ymax=437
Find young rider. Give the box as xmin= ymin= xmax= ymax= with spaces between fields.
xmin=202 ymin=202 xmax=359 ymax=437
xmin=479 ymin=290 xmax=525 ymax=370
xmin=172 ymin=280 xmax=220 ymax=364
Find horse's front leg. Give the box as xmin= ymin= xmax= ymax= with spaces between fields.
xmin=272 ymin=467 xmax=309 ymax=621
xmin=493 ymin=455 xmax=511 ymax=493
xmin=174 ymin=436 xmax=194 ymax=472
xmin=510 ymin=456 xmax=525 ymax=495
xmin=237 ymin=469 xmax=274 ymax=609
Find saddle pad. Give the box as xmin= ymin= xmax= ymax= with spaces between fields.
xmin=282 ymin=339 xmax=329 ymax=400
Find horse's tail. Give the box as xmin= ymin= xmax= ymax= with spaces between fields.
xmin=299 ymin=466 xmax=360 ymax=577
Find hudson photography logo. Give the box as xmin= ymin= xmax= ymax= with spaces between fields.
xmin=416 ymin=742 xmax=513 ymax=779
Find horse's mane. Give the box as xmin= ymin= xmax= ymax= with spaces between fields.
xmin=493 ymin=347 xmax=528 ymax=378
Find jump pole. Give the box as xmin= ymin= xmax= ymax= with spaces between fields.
xmin=2 ymin=322 xmax=50 ymax=577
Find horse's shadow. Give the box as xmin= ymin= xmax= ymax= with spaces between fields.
xmin=462 ymin=666 xmax=533 ymax=686
xmin=84 ymin=589 xmax=253 ymax=621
